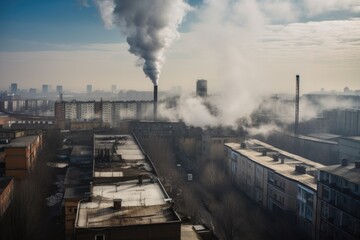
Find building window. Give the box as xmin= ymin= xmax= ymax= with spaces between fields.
xmin=95 ymin=234 xmax=105 ymax=240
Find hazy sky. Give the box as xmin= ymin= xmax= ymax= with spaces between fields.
xmin=0 ymin=0 xmax=359 ymax=94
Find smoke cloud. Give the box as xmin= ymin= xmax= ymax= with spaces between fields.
xmin=157 ymin=0 xmax=359 ymax=136
xmin=95 ymin=0 xmax=191 ymax=85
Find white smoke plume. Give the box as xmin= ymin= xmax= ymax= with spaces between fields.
xmin=94 ymin=0 xmax=191 ymax=85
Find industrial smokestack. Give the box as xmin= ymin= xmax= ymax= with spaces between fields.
xmin=295 ymin=75 xmax=300 ymax=136
xmin=154 ymin=85 xmax=158 ymax=121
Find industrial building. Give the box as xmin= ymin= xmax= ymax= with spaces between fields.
xmin=4 ymin=134 xmax=43 ymax=179
xmin=225 ymin=139 xmax=325 ymax=239
xmin=339 ymin=136 xmax=360 ymax=163
xmin=73 ymin=134 xmax=181 ymax=240
xmin=264 ymin=133 xmax=339 ymax=165
xmin=316 ymin=161 xmax=360 ymax=240
xmin=324 ymin=108 xmax=360 ymax=136
xmin=196 ymin=79 xmax=207 ymax=97
xmin=0 ymin=176 xmax=13 ymax=216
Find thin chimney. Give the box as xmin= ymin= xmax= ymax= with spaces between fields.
xmin=154 ymin=85 xmax=158 ymax=120
xmin=295 ymin=75 xmax=300 ymax=136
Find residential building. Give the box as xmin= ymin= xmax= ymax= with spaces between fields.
xmin=4 ymin=134 xmax=43 ymax=180
xmin=225 ymin=139 xmax=325 ymax=239
xmin=0 ymin=176 xmax=14 ymax=216
xmin=56 ymin=85 xmax=63 ymax=94
xmin=74 ymin=134 xmax=181 ymax=240
xmin=42 ymin=84 xmax=49 ymax=94
xmin=10 ymin=83 xmax=17 ymax=94
xmin=86 ymin=85 xmax=92 ymax=94
xmin=54 ymin=100 xmax=153 ymax=129
xmin=316 ymin=161 xmax=360 ymax=240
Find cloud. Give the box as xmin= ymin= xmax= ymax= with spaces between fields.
xmin=302 ymin=0 xmax=360 ymax=16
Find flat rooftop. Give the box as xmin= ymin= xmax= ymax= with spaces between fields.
xmin=226 ymin=139 xmax=326 ymax=189
xmin=5 ymin=135 xmax=39 ymax=147
xmin=76 ymin=134 xmax=179 ymax=229
xmin=76 ymin=179 xmax=179 ymax=228
xmin=94 ymin=134 xmax=155 ymax=179
xmin=320 ymin=163 xmax=360 ymax=184
xmin=340 ymin=136 xmax=360 ymax=143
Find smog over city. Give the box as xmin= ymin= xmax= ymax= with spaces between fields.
xmin=0 ymin=1 xmax=360 ymax=240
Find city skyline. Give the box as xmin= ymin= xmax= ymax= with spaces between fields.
xmin=0 ymin=0 xmax=359 ymax=94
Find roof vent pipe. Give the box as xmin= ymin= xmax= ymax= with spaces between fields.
xmin=138 ymin=174 xmax=143 ymax=185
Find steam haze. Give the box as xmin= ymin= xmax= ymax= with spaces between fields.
xmin=158 ymin=0 xmax=360 ymax=133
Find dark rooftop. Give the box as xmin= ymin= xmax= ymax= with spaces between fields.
xmin=320 ymin=163 xmax=360 ymax=184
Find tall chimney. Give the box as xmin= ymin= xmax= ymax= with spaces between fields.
xmin=295 ymin=75 xmax=300 ymax=136
xmin=154 ymin=85 xmax=158 ymax=120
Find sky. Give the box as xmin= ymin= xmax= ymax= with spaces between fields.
xmin=0 ymin=0 xmax=359 ymax=94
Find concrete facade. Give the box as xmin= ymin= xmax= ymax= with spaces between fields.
xmin=225 ymin=139 xmax=324 ymax=239
xmin=339 ymin=137 xmax=360 ymax=163
xmin=55 ymin=100 xmax=153 ymax=129
xmin=316 ymin=162 xmax=360 ymax=240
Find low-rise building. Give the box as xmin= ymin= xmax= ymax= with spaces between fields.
xmin=4 ymin=134 xmax=43 ymax=179
xmin=225 ymin=139 xmax=325 ymax=239
xmin=74 ymin=134 xmax=181 ymax=240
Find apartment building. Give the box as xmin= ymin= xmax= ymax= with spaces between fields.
xmin=55 ymin=100 xmax=153 ymax=129
xmin=225 ymin=139 xmax=325 ymax=239
xmin=316 ymin=161 xmax=360 ymax=240
xmin=4 ymin=134 xmax=43 ymax=179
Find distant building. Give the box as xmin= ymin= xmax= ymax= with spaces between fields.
xmin=54 ymin=100 xmax=153 ymax=129
xmin=29 ymin=88 xmax=37 ymax=94
xmin=42 ymin=84 xmax=49 ymax=94
xmin=196 ymin=79 xmax=207 ymax=97
xmin=339 ymin=136 xmax=360 ymax=163
xmin=225 ymin=139 xmax=325 ymax=239
xmin=56 ymin=85 xmax=63 ymax=94
xmin=111 ymin=84 xmax=117 ymax=93
xmin=4 ymin=134 xmax=43 ymax=180
xmin=203 ymin=128 xmax=243 ymax=161
xmin=316 ymin=161 xmax=360 ymax=240
xmin=86 ymin=85 xmax=92 ymax=94
xmin=324 ymin=108 xmax=360 ymax=136
xmin=10 ymin=83 xmax=17 ymax=94
xmin=74 ymin=134 xmax=181 ymax=240
xmin=0 ymin=176 xmax=14 ymax=216
xmin=264 ymin=132 xmax=339 ymax=165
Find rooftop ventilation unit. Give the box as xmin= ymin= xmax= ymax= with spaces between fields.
xmin=113 ymin=199 xmax=122 ymax=210
xmin=295 ymin=165 xmax=306 ymax=174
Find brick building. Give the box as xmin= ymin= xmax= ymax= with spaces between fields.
xmin=4 ymin=134 xmax=43 ymax=179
